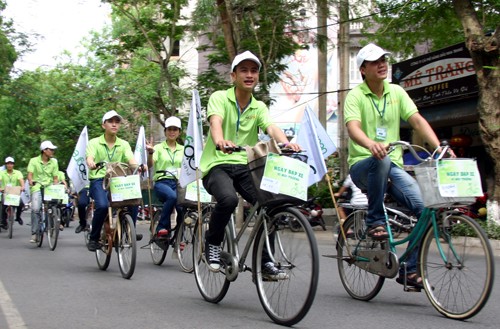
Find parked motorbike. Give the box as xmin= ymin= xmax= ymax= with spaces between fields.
xmin=291 ymin=197 xmax=327 ymax=231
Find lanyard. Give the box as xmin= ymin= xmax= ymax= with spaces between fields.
xmin=166 ymin=147 xmax=177 ymax=166
xmin=371 ymin=95 xmax=387 ymax=119
xmin=105 ymin=145 xmax=117 ymax=162
xmin=235 ymin=93 xmax=251 ymax=135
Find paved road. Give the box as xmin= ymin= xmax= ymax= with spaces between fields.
xmin=0 ymin=212 xmax=499 ymax=328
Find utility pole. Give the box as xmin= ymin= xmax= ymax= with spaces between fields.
xmin=317 ymin=0 xmax=328 ymax=128
xmin=338 ymin=0 xmax=350 ymax=179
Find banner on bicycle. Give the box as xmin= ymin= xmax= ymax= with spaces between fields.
xmin=44 ymin=185 xmax=66 ymax=202
xmin=3 ymin=186 xmax=21 ymax=206
xmin=436 ymin=159 xmax=483 ymax=197
xmin=260 ymin=152 xmax=308 ymax=201
xmin=109 ymin=175 xmax=142 ymax=202
xmin=177 ymin=179 xmax=212 ymax=207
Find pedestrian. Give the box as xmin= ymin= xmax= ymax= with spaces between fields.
xmin=199 ymin=51 xmax=300 ymax=279
xmin=343 ymin=43 xmax=455 ymax=288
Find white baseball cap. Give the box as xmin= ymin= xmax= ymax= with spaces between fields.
xmin=356 ymin=43 xmax=391 ymax=69
xmin=5 ymin=156 xmax=14 ymax=163
xmin=102 ymin=110 xmax=123 ymax=124
xmin=40 ymin=140 xmax=57 ymax=151
xmin=231 ymin=51 xmax=261 ymax=72
xmin=164 ymin=116 xmax=182 ymax=129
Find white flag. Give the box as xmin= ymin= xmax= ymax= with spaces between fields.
xmin=134 ymin=125 xmax=149 ymax=178
xmin=296 ymin=106 xmax=337 ymax=186
xmin=179 ymin=90 xmax=204 ymax=188
xmin=67 ymin=126 xmax=89 ymax=193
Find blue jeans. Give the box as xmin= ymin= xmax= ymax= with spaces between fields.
xmin=350 ymin=156 xmax=424 ymax=274
xmin=77 ymin=188 xmax=89 ymax=227
xmin=89 ymin=179 xmax=138 ymax=242
xmin=153 ymin=179 xmax=183 ymax=232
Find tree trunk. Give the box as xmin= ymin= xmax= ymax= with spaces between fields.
xmin=452 ymin=0 xmax=500 ymax=222
xmin=216 ymin=0 xmax=236 ymax=61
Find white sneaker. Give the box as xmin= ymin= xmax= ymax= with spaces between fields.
xmin=262 ymin=262 xmax=289 ymax=280
xmin=30 ymin=234 xmax=37 ymax=243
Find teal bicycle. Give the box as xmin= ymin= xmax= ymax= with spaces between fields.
xmin=336 ymin=141 xmax=494 ymax=320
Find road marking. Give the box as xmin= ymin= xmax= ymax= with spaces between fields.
xmin=0 ymin=280 xmax=26 ymax=328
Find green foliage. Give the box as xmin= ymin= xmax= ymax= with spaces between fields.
xmin=368 ymin=0 xmax=500 ymax=58
xmin=192 ymin=0 xmax=305 ymax=106
xmin=0 ymin=0 xmax=17 ymax=81
xmin=451 ymin=218 xmax=500 ymax=240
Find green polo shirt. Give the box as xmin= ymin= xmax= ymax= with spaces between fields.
xmin=344 ymin=80 xmax=418 ymax=168
xmin=200 ymin=87 xmax=273 ymax=176
xmin=152 ymin=141 xmax=184 ymax=181
xmin=27 ymin=155 xmax=59 ymax=192
xmin=86 ymin=134 xmax=134 ymax=179
xmin=0 ymin=169 xmax=23 ymax=188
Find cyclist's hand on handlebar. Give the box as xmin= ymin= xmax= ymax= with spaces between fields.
xmin=87 ymin=159 xmax=97 ymax=170
xmin=369 ymin=142 xmax=387 ymax=160
xmin=285 ymin=142 xmax=301 ymax=152
xmin=215 ymin=140 xmax=238 ymax=154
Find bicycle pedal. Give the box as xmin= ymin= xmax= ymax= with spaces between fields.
xmin=404 ymin=287 xmax=421 ymax=293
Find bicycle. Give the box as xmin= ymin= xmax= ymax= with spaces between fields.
xmin=334 ymin=141 xmax=494 ymax=320
xmin=32 ymin=182 xmax=64 ymax=250
xmin=92 ymin=162 xmax=141 ymax=279
xmin=192 ymin=145 xmax=319 ymax=326
xmin=145 ymin=170 xmax=196 ymax=272
xmin=60 ymin=193 xmax=75 ymax=228
xmin=2 ymin=186 xmax=22 ymax=239
xmin=83 ymin=197 xmax=94 ymax=248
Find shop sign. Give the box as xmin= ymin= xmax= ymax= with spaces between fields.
xmin=392 ymin=43 xmax=478 ymax=107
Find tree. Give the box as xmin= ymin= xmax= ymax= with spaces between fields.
xmin=0 ymin=1 xmax=17 ymax=81
xmin=370 ymin=0 xmax=499 ymax=216
xmin=102 ymin=0 xmax=191 ymax=125
xmin=192 ymin=0 xmax=305 ymax=106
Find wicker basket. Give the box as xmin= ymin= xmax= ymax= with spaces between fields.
xmin=104 ymin=162 xmax=142 ymax=208
xmin=414 ymin=160 xmax=476 ymax=208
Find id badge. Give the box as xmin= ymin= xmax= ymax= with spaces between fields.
xmin=376 ymin=127 xmax=387 ymax=141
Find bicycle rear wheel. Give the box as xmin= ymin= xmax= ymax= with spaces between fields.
xmin=420 ymin=213 xmax=494 ymax=320
xmin=193 ymin=209 xmax=230 ymax=303
xmin=150 ymin=210 xmax=168 ymax=265
xmin=116 ymin=213 xmax=137 ymax=279
xmin=253 ymin=207 xmax=319 ymax=326
xmin=337 ymin=210 xmax=385 ymax=301
xmin=36 ymin=216 xmax=44 ymax=248
xmin=177 ymin=213 xmax=195 ymax=273
xmin=47 ymin=207 xmax=60 ymax=251
xmin=7 ymin=206 xmax=14 ymax=239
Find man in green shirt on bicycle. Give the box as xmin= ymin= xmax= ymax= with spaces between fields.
xmin=344 ymin=43 xmax=454 ymax=288
xmin=27 ymin=141 xmax=60 ymax=243
xmin=0 ymin=157 xmax=25 ymax=228
xmin=199 ymin=51 xmax=300 ymax=279
xmin=86 ymin=110 xmax=142 ymax=252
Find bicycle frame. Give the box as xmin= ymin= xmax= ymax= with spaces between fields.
xmin=221 ymin=201 xmax=275 ymax=279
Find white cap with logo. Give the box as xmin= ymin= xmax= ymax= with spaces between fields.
xmin=356 ymin=43 xmax=391 ymax=69
xmin=5 ymin=156 xmax=14 ymax=163
xmin=102 ymin=110 xmax=123 ymax=124
xmin=164 ymin=116 xmax=182 ymax=129
xmin=231 ymin=51 xmax=261 ymax=72
xmin=40 ymin=140 xmax=57 ymax=151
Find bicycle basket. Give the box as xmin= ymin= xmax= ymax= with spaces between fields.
xmin=246 ymin=140 xmax=308 ymax=207
xmin=414 ymin=159 xmax=478 ymax=208
xmin=104 ymin=162 xmax=142 ymax=207
xmin=3 ymin=186 xmax=22 ymax=206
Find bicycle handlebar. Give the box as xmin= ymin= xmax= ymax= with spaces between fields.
xmin=388 ymin=140 xmax=450 ymax=163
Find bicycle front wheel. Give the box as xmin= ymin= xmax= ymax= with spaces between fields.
xmin=150 ymin=210 xmax=167 ymax=265
xmin=84 ymin=205 xmax=93 ymax=248
xmin=193 ymin=209 xmax=230 ymax=303
xmin=47 ymin=207 xmax=60 ymax=251
xmin=337 ymin=210 xmax=385 ymax=301
xmin=7 ymin=206 xmax=14 ymax=239
xmin=253 ymin=207 xmax=319 ymax=326
xmin=420 ymin=213 xmax=494 ymax=320
xmin=177 ymin=213 xmax=195 ymax=273
xmin=116 ymin=213 xmax=137 ymax=279
xmin=96 ymin=221 xmax=111 ymax=270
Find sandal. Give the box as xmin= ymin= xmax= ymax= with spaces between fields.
xmin=366 ymin=226 xmax=389 ymax=240
xmin=396 ymin=273 xmax=423 ymax=289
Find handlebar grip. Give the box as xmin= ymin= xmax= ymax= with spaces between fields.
xmin=216 ymin=145 xmax=244 ymax=152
